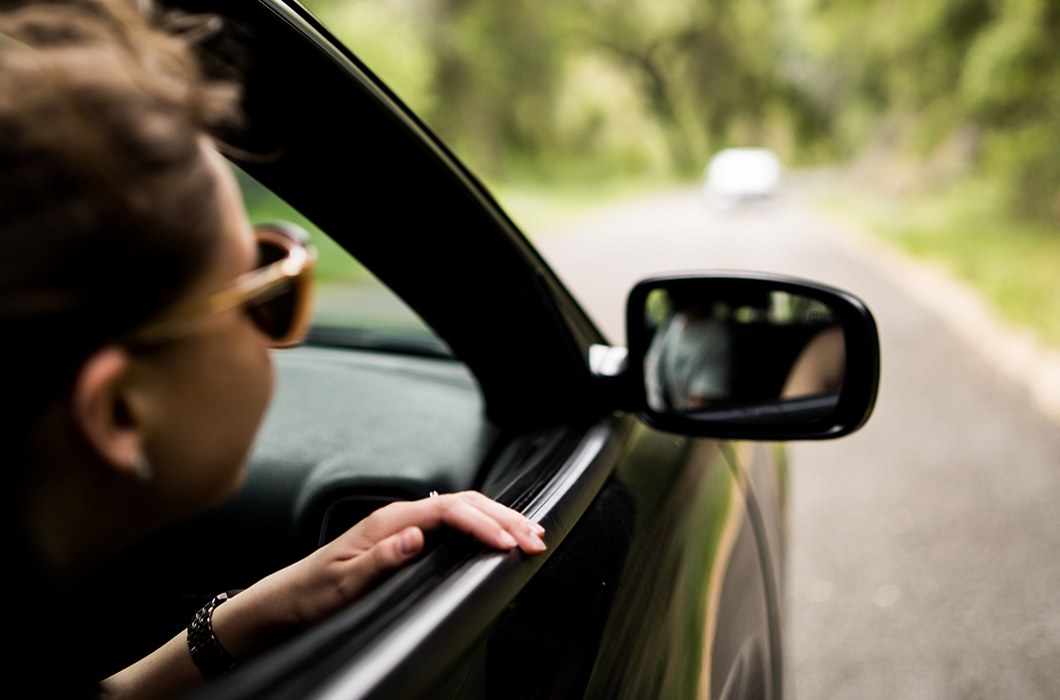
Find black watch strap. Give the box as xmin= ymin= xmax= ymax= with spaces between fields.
xmin=187 ymin=590 xmax=242 ymax=678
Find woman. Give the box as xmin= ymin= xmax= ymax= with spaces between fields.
xmin=0 ymin=1 xmax=545 ymax=697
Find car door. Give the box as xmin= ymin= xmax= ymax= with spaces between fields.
xmin=65 ymin=1 xmax=788 ymax=698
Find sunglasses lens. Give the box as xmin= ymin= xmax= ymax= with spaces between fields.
xmin=246 ymin=279 xmax=297 ymax=341
xmin=245 ymin=235 xmax=313 ymax=346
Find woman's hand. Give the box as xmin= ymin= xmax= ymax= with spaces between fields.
xmin=211 ymin=491 xmax=546 ymax=661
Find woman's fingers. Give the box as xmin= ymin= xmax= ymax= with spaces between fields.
xmin=442 ymin=492 xmax=546 ymax=554
xmin=335 ymin=526 xmax=425 ymax=602
xmin=462 ymin=491 xmax=546 ymax=537
xmin=440 ymin=495 xmax=546 ymax=554
xmin=398 ymin=526 xmax=425 ymax=557
xmin=367 ymin=525 xmax=425 ymax=575
xmin=350 ymin=492 xmax=546 ymax=555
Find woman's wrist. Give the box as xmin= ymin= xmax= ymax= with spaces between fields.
xmin=206 ymin=585 xmax=266 ymax=663
xmin=187 ymin=591 xmax=242 ymax=678
xmin=206 ymin=573 xmax=304 ymax=663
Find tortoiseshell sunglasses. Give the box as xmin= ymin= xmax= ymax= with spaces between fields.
xmin=127 ymin=222 xmax=317 ymax=348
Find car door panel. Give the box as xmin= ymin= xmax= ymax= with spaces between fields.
xmin=582 ymin=432 xmax=774 ymax=700
xmin=188 ymin=418 xmax=632 ymax=700
xmin=415 ymin=474 xmax=635 ymax=700
xmin=379 ymin=425 xmax=776 ymax=700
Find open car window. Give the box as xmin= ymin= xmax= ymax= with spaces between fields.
xmin=232 ymin=163 xmax=451 ymax=358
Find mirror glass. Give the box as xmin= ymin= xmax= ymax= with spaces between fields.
xmin=640 ymin=284 xmax=846 ymax=420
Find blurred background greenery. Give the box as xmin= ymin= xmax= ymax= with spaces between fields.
xmin=295 ymin=0 xmax=1060 ymax=344
xmin=302 ymin=0 xmax=1060 ymax=212
xmin=304 ymin=0 xmax=811 ymax=185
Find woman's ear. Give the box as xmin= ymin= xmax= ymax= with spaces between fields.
xmin=71 ymin=346 xmax=144 ymax=478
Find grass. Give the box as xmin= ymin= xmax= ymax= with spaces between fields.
xmin=489 ymin=176 xmax=685 ymax=237
xmin=823 ymin=179 xmax=1060 ymax=348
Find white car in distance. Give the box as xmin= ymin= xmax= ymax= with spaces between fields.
xmin=704 ymin=147 xmax=783 ymax=208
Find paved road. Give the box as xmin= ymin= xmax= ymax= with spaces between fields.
xmin=530 ymin=186 xmax=1060 ymax=699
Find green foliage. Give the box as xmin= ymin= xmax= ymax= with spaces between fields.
xmin=834 ymin=180 xmax=1060 ymax=346
xmin=301 ymin=0 xmax=1060 ymax=227
xmin=564 ymin=0 xmax=792 ymax=174
xmin=303 ymin=0 xmax=437 ymax=118
xmin=303 ymin=0 xmax=814 ymax=182
xmin=801 ymin=0 xmax=1060 ymax=223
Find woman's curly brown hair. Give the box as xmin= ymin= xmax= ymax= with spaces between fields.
xmin=0 ymin=0 xmax=243 ymax=455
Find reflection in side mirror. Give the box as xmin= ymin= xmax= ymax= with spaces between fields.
xmin=627 ymin=273 xmax=879 ymax=440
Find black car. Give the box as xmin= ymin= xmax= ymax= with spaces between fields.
xmin=65 ymin=1 xmax=881 ymax=698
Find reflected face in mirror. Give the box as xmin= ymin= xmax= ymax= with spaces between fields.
xmin=641 ymin=286 xmax=846 ymax=415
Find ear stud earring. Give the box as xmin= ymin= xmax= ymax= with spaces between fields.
xmin=133 ymin=451 xmax=153 ymax=482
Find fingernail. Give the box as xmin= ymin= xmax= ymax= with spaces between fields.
xmin=532 ymin=534 xmax=547 ymax=550
xmin=498 ymin=530 xmax=518 ymax=549
xmin=399 ymin=528 xmax=419 ymax=555
xmin=528 ymin=522 xmax=545 ymax=535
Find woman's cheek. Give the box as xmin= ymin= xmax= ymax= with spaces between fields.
xmin=213 ymin=328 xmax=275 ymax=490
xmin=152 ymin=322 xmax=275 ymax=511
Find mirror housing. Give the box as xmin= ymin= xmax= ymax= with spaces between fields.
xmin=621 ymin=272 xmax=880 ymax=440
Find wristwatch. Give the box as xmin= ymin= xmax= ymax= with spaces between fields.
xmin=187 ymin=590 xmax=242 ymax=678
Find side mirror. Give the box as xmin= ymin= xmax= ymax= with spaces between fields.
xmin=620 ymin=272 xmax=880 ymax=440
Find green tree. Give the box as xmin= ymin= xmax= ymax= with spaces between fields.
xmin=567 ymin=0 xmax=797 ymax=173
xmin=800 ymin=0 xmax=1060 ymax=222
xmin=303 ymin=0 xmax=846 ymax=182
